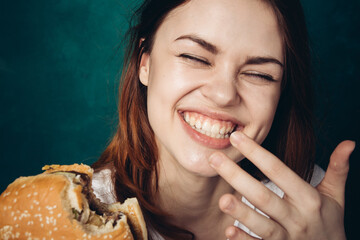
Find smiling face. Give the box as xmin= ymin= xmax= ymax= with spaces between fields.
xmin=139 ymin=0 xmax=284 ymax=176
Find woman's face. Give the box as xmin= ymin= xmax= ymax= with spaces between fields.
xmin=139 ymin=0 xmax=284 ymax=176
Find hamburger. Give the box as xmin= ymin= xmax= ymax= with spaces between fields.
xmin=0 ymin=164 xmax=147 ymax=240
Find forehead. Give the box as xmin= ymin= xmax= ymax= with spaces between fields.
xmin=154 ymin=0 xmax=283 ymax=59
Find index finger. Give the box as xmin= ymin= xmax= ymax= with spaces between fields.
xmin=230 ymin=131 xmax=314 ymax=201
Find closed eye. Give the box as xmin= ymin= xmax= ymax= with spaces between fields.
xmin=241 ymin=72 xmax=276 ymax=82
xmin=178 ymin=53 xmax=211 ymax=66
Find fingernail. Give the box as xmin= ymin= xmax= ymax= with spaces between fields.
xmin=230 ymin=131 xmax=243 ymax=144
xmin=226 ymin=227 xmax=237 ymax=239
xmin=224 ymin=198 xmax=234 ymax=211
xmin=209 ymin=153 xmax=223 ymax=168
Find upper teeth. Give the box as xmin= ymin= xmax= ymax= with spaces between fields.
xmin=183 ymin=112 xmax=236 ymax=139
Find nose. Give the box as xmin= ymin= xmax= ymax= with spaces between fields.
xmin=200 ymin=68 xmax=240 ymax=107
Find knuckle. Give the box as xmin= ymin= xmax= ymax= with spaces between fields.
xmin=245 ymin=144 xmax=263 ymax=163
xmin=277 ymin=206 xmax=291 ymax=222
xmin=262 ymin=223 xmax=278 ymax=239
xmin=305 ymin=191 xmax=322 ymax=212
xmin=226 ymin=167 xmax=240 ymax=183
xmin=254 ymin=190 xmax=272 ymax=205
xmin=246 ymin=145 xmax=257 ymax=158
xmin=291 ymin=218 xmax=308 ymax=236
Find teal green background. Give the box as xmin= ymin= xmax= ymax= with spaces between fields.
xmin=0 ymin=0 xmax=140 ymax=180
xmin=0 ymin=0 xmax=359 ymax=238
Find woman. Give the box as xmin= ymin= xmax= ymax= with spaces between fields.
xmin=92 ymin=0 xmax=355 ymax=239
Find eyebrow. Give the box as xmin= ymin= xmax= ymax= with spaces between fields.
xmin=245 ymin=56 xmax=284 ymax=68
xmin=175 ymin=35 xmax=219 ymax=54
xmin=175 ymin=34 xmax=283 ymax=68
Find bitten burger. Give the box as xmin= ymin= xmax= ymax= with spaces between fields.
xmin=0 ymin=164 xmax=147 ymax=240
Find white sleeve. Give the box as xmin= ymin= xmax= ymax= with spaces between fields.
xmin=310 ymin=164 xmax=325 ymax=187
xmin=92 ymin=169 xmax=117 ymax=204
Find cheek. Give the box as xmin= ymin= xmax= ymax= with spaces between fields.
xmin=145 ymin=59 xmax=190 ymax=131
xmin=244 ymin=85 xmax=280 ymax=118
xmin=241 ymin=84 xmax=281 ymax=141
xmin=146 ymin=57 xmax=205 ymax=109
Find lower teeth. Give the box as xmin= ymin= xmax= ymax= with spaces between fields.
xmin=192 ymin=126 xmax=229 ymax=139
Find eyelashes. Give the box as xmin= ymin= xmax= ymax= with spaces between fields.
xmin=178 ymin=53 xmax=211 ymax=66
xmin=241 ymin=72 xmax=276 ymax=82
xmin=177 ymin=53 xmax=276 ymax=82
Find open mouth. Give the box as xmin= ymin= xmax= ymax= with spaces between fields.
xmin=181 ymin=111 xmax=238 ymax=139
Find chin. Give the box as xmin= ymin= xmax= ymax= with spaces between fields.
xmin=190 ymin=165 xmax=220 ymax=177
xmin=179 ymin=153 xmax=243 ymax=178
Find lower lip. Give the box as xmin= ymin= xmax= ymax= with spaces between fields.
xmin=178 ymin=112 xmax=233 ymax=149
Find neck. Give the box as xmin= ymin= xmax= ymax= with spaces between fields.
xmin=154 ymin=153 xmax=237 ymax=239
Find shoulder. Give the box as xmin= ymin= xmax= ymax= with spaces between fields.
xmin=92 ymin=168 xmax=117 ymax=204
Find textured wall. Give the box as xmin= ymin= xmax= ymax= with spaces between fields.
xmin=0 ymin=0 xmax=359 ymax=238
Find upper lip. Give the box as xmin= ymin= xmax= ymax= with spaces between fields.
xmin=178 ymin=107 xmax=244 ymax=127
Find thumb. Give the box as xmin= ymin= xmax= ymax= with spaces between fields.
xmin=317 ymin=140 xmax=355 ymax=207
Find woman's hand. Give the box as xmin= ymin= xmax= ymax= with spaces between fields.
xmin=209 ymin=131 xmax=355 ymax=240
